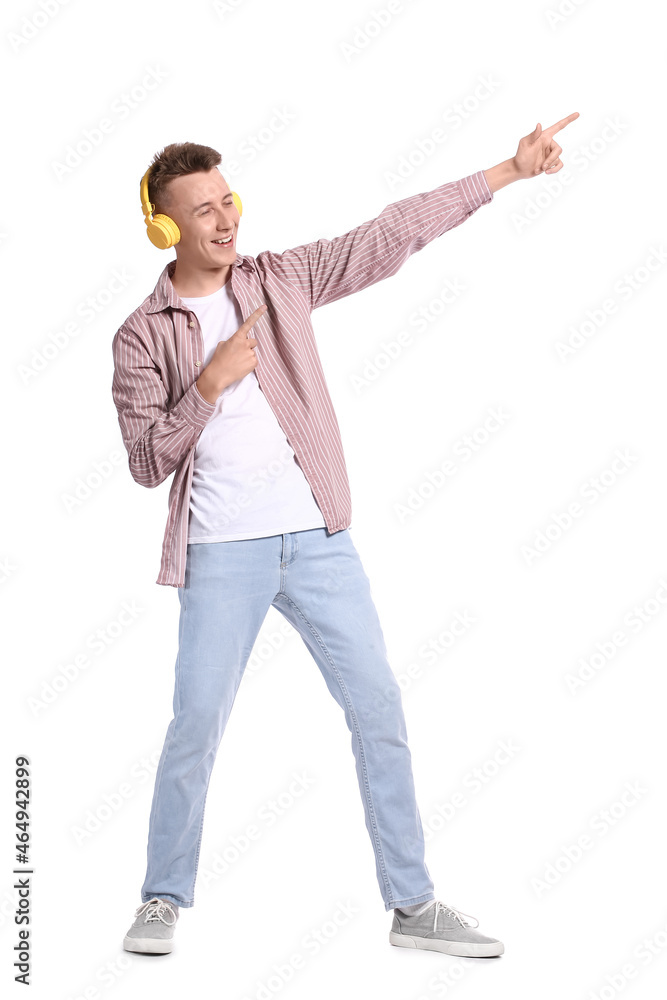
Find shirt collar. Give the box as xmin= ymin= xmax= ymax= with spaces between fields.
xmin=146 ymin=254 xmax=251 ymax=314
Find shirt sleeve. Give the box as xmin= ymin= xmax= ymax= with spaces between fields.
xmin=254 ymin=170 xmax=493 ymax=312
xmin=111 ymin=322 xmax=216 ymax=488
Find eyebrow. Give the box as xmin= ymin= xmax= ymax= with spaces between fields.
xmin=192 ymin=195 xmax=234 ymax=213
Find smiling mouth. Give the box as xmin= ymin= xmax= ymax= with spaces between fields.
xmin=212 ymin=234 xmax=233 ymax=245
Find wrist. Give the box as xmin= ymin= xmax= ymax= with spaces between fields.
xmin=196 ymin=369 xmax=224 ymax=404
xmin=483 ymin=158 xmax=521 ymax=193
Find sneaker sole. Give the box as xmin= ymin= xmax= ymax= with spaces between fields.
xmin=123 ymin=935 xmax=173 ymax=955
xmin=389 ymin=930 xmax=504 ymax=957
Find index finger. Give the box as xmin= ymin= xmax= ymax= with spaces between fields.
xmin=543 ymin=111 xmax=580 ymax=136
xmin=243 ymin=304 xmax=268 ymax=327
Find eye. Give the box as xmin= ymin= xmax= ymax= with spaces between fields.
xmin=200 ymin=201 xmax=233 ymax=216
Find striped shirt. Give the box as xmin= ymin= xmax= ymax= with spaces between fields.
xmin=111 ymin=169 xmax=493 ymax=587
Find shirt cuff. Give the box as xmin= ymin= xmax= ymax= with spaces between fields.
xmin=457 ymin=169 xmax=494 ymax=212
xmin=176 ymin=379 xmax=216 ymax=430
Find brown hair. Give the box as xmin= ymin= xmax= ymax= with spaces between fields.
xmin=146 ymin=141 xmax=222 ymax=213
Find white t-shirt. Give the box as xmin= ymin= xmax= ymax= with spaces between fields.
xmin=181 ymin=280 xmax=326 ymax=543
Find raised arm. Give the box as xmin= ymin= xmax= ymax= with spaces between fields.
xmin=254 ymin=170 xmax=493 ymax=312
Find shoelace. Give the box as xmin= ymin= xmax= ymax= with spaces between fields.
xmin=135 ymin=897 xmax=177 ymax=926
xmin=432 ymin=901 xmax=479 ymax=933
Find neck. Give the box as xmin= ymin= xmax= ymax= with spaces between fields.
xmin=171 ymin=260 xmax=232 ymax=298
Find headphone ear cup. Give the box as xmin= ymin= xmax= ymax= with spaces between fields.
xmin=232 ymin=191 xmax=242 ymax=216
xmin=147 ymin=213 xmax=181 ymax=250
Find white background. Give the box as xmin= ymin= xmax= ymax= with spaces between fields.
xmin=3 ymin=0 xmax=667 ymax=997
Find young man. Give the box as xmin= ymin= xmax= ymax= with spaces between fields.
xmin=113 ymin=113 xmax=578 ymax=958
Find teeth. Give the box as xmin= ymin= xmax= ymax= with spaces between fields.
xmin=213 ymin=235 xmax=232 ymax=244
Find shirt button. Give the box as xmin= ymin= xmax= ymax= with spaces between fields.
xmin=189 ymin=321 xmax=195 ymax=328
xmin=194 ymin=361 xmax=201 ymax=367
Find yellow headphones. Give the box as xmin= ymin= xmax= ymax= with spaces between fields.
xmin=139 ymin=166 xmax=243 ymax=249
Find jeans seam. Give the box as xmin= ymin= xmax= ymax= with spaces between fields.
xmin=273 ymin=592 xmax=393 ymax=903
xmin=189 ymin=778 xmax=210 ymax=904
xmin=143 ymin=613 xmax=196 ymax=908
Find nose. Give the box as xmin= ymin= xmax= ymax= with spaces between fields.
xmin=215 ymin=210 xmax=236 ymax=232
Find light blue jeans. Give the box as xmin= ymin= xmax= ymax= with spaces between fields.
xmin=141 ymin=527 xmax=435 ymax=912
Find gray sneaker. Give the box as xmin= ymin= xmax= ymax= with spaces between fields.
xmin=123 ymin=897 xmax=179 ymax=954
xmin=389 ymin=901 xmax=504 ymax=957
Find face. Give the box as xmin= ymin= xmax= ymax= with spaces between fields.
xmin=160 ymin=167 xmax=240 ymax=271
